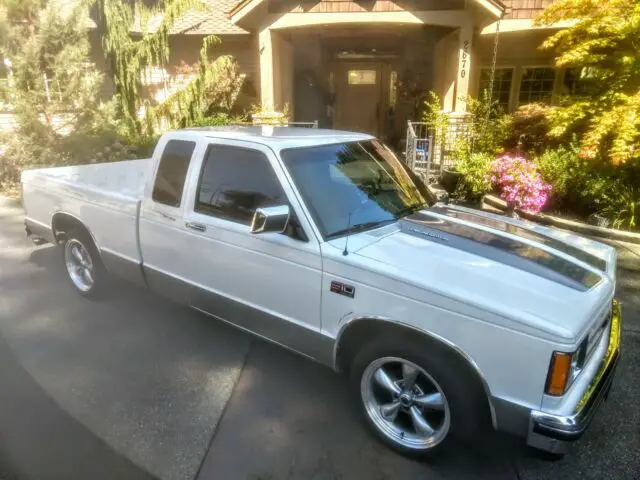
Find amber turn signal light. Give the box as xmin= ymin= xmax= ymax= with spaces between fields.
xmin=545 ymin=352 xmax=572 ymax=396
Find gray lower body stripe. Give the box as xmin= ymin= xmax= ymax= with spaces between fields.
xmin=401 ymin=213 xmax=601 ymax=291
xmin=143 ymin=266 xmax=335 ymax=367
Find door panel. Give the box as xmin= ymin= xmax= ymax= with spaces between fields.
xmin=180 ymin=141 xmax=329 ymax=363
xmin=335 ymin=62 xmax=383 ymax=135
xmin=139 ymin=138 xmax=199 ymax=304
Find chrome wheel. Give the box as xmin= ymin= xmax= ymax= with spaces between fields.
xmin=361 ymin=356 xmax=451 ymax=450
xmin=64 ymin=239 xmax=94 ymax=292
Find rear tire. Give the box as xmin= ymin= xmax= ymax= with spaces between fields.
xmin=61 ymin=228 xmax=108 ymax=299
xmin=350 ymin=336 xmax=489 ymax=459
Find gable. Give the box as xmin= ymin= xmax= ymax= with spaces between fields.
xmin=231 ymin=0 xmax=504 ymax=23
xmin=266 ymin=0 xmax=466 ymax=14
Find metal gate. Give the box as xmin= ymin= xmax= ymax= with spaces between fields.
xmin=405 ymin=117 xmax=474 ymax=184
xmin=404 ymin=122 xmax=434 ymax=182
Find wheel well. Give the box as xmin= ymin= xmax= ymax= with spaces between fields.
xmin=336 ymin=319 xmax=495 ymax=427
xmin=51 ymin=213 xmax=96 ymax=248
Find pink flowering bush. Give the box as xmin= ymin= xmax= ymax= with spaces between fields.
xmin=488 ymin=154 xmax=552 ymax=213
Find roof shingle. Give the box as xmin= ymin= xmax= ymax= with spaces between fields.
xmin=131 ymin=0 xmax=248 ymax=35
xmin=169 ymin=0 xmax=249 ymax=35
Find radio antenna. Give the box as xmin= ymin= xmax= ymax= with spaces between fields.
xmin=343 ymin=210 xmax=353 ymax=256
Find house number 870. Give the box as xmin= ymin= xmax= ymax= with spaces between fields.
xmin=460 ymin=40 xmax=469 ymax=79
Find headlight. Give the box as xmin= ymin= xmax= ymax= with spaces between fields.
xmin=545 ymin=338 xmax=588 ymax=396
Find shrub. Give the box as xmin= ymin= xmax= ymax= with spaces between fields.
xmin=591 ymin=159 xmax=640 ymax=230
xmin=598 ymin=182 xmax=640 ymax=230
xmin=187 ymin=113 xmax=233 ymax=128
xmin=534 ymin=145 xmax=592 ymax=210
xmin=488 ymin=154 xmax=552 ymax=213
xmin=464 ymin=92 xmax=511 ymax=156
xmin=422 ymin=91 xmax=510 ymax=159
xmin=453 ymin=151 xmax=493 ymax=202
xmin=506 ymin=103 xmax=554 ymax=154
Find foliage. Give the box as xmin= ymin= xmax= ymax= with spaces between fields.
xmin=0 ymin=0 xmax=106 ymax=132
xmin=93 ymin=0 xmax=243 ymax=136
xmin=249 ymin=102 xmax=291 ymax=125
xmin=145 ymin=55 xmax=246 ymax=132
xmin=463 ymin=91 xmax=511 ymax=156
xmin=488 ymin=154 xmax=552 ymax=213
xmin=0 ymin=0 xmax=127 ymax=189
xmin=506 ymin=103 xmax=554 ymax=153
xmin=1 ymin=125 xmax=139 ymax=188
xmin=423 ymin=91 xmax=510 ymax=161
xmin=422 ymin=91 xmax=449 ymax=149
xmin=589 ymin=159 xmax=640 ymax=229
xmin=452 ymin=152 xmax=493 ymax=202
xmin=535 ymin=0 xmax=640 ymax=164
xmin=534 ymin=144 xmax=592 ymax=208
xmin=598 ymin=182 xmax=640 ymax=229
xmin=533 ymin=145 xmax=640 ymax=229
xmin=186 ymin=113 xmax=232 ymax=128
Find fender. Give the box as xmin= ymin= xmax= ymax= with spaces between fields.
xmin=333 ymin=314 xmax=498 ymax=429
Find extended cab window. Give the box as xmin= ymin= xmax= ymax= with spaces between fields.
xmin=195 ymin=145 xmax=286 ymax=225
xmin=152 ymin=140 xmax=195 ymax=207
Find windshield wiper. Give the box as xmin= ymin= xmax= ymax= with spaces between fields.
xmin=327 ymin=219 xmax=396 ymax=239
xmin=395 ymin=202 xmax=427 ymax=218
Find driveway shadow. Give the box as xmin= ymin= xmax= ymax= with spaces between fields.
xmin=197 ymin=340 xmax=525 ymax=480
xmin=197 ymin=305 xmax=640 ymax=480
xmin=0 ymin=330 xmax=158 ymax=480
xmin=0 ymin=242 xmax=251 ymax=480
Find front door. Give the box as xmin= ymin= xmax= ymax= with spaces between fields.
xmin=334 ymin=62 xmax=383 ymax=135
xmin=179 ymin=140 xmax=331 ymax=364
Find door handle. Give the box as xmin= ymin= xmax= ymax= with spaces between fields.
xmin=185 ymin=221 xmax=207 ymax=233
xmin=158 ymin=211 xmax=176 ymax=221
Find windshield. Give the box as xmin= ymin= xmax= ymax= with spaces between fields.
xmin=280 ymin=140 xmax=431 ymax=239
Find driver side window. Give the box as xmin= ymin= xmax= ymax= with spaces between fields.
xmin=195 ymin=145 xmax=287 ymax=226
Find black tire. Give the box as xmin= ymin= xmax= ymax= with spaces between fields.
xmin=61 ymin=228 xmax=109 ymax=300
xmin=350 ymin=335 xmax=490 ymax=459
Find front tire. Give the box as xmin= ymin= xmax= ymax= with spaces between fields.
xmin=350 ymin=337 xmax=488 ymax=458
xmin=62 ymin=229 xmax=107 ymax=299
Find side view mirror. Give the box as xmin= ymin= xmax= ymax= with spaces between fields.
xmin=250 ymin=205 xmax=290 ymax=234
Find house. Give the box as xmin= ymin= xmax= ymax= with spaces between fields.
xmin=126 ymin=0 xmax=579 ymax=142
xmin=2 ymin=0 xmax=578 ymax=142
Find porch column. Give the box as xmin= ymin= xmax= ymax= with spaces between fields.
xmin=258 ymin=28 xmax=275 ymax=111
xmin=258 ymin=29 xmax=293 ymax=114
xmin=454 ymin=21 xmax=474 ymax=112
xmin=433 ymin=30 xmax=458 ymax=112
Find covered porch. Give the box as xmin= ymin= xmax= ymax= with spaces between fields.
xmin=230 ymin=0 xmax=503 ymax=141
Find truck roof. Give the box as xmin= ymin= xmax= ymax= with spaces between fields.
xmin=179 ymin=126 xmax=374 ymax=150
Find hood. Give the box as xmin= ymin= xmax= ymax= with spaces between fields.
xmin=332 ymin=204 xmax=616 ymax=342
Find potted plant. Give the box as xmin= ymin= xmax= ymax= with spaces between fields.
xmin=440 ymin=165 xmax=462 ymax=194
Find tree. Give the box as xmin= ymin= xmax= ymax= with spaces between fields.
xmin=0 ymin=0 xmax=105 ymax=134
xmin=0 ymin=0 xmax=109 ymax=188
xmin=93 ymin=0 xmax=241 ymax=136
xmin=535 ymin=0 xmax=640 ymax=164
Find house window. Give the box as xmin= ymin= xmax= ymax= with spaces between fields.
xmin=518 ymin=67 xmax=555 ymax=105
xmin=479 ymin=68 xmax=513 ymax=111
xmin=348 ymin=70 xmax=376 ymax=85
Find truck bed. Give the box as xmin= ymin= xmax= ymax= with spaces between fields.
xmin=26 ymin=159 xmax=150 ymax=198
xmin=21 ymin=159 xmax=152 ymax=267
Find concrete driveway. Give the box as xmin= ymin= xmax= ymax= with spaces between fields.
xmin=0 ymin=203 xmax=638 ymax=480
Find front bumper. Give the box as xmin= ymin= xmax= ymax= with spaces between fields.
xmin=526 ymin=300 xmax=621 ymax=454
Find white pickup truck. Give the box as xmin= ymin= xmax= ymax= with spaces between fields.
xmin=21 ymin=127 xmax=621 ymax=458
